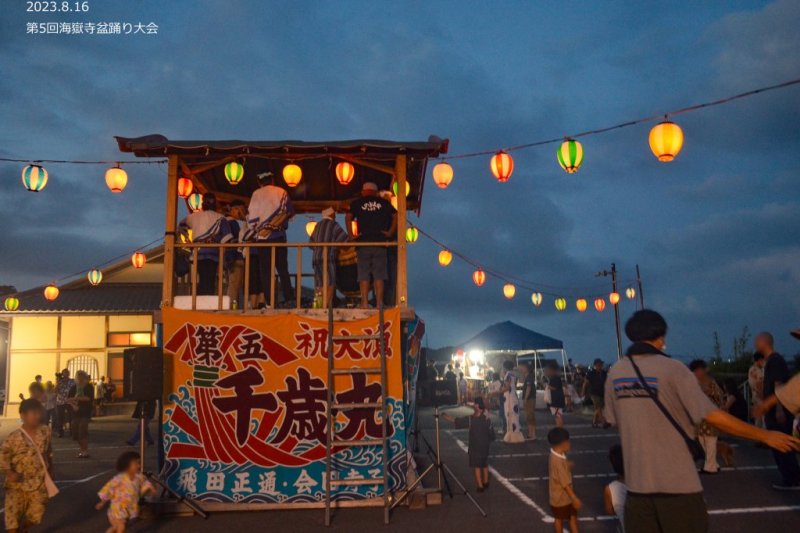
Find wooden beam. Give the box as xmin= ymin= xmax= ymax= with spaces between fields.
xmin=338 ymin=154 xmax=395 ymax=177
xmin=186 ymin=156 xmax=236 ymax=175
xmin=162 ymin=156 xmax=179 ymax=308
xmin=395 ymin=154 xmax=408 ymax=308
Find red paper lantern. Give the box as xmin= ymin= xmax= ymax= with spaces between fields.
xmin=335 ymin=162 xmax=355 ymax=186
xmin=177 ymin=177 xmax=193 ymax=198
xmin=131 ymin=251 xmax=146 ymax=269
xmin=594 ymin=298 xmax=606 ymax=312
xmin=472 ymin=269 xmax=486 ymax=287
xmin=490 ymin=151 xmax=514 ymax=182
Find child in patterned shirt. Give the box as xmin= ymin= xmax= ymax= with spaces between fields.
xmin=1 ymin=399 xmax=53 ymax=533
xmin=96 ymin=451 xmax=155 ymax=532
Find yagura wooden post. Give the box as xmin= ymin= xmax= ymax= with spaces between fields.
xmin=395 ymin=154 xmax=408 ymax=308
xmin=162 ymin=155 xmax=179 ymax=308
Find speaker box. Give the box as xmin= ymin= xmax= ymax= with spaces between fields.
xmin=123 ymin=347 xmax=163 ymax=401
xmin=431 ymin=379 xmax=458 ymax=407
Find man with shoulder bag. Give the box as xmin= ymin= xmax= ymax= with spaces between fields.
xmin=604 ymin=310 xmax=800 ymax=533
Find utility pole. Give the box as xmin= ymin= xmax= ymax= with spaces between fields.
xmin=635 ymin=264 xmax=645 ymax=309
xmin=596 ymin=263 xmax=622 ymax=360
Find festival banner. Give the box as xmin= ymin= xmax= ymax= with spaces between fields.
xmin=161 ymin=308 xmax=406 ymax=505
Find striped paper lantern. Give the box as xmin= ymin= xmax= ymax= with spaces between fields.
xmin=555 ymin=297 xmax=567 ymax=311
xmin=187 ymin=193 xmax=203 ymax=212
xmin=87 ymin=269 xmax=103 ymax=286
xmin=490 ymin=151 xmax=514 ymax=182
xmin=594 ymin=298 xmax=606 ymax=312
xmin=472 ymin=269 xmax=486 ymax=287
xmin=405 ymin=227 xmax=419 ymax=243
xmin=131 ymin=251 xmax=146 ymax=269
xmin=21 ymin=165 xmax=49 ymax=192
xmin=4 ymin=297 xmax=19 ymax=311
xmin=531 ymin=292 xmax=543 ymax=307
xmin=335 ymin=162 xmax=355 ymax=186
xmin=225 ymin=162 xmax=244 ymax=185
xmin=177 ymin=177 xmax=194 ymax=198
xmin=557 ymin=139 xmax=584 ymax=174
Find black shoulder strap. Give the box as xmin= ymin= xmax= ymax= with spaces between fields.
xmin=627 ymin=355 xmax=695 ymax=444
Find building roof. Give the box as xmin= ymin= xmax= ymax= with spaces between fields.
xmin=9 ymin=283 xmax=161 ymax=314
xmin=461 ymin=321 xmax=564 ymax=351
xmin=114 ymin=134 xmax=450 ymax=214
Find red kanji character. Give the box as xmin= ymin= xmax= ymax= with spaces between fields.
xmin=333 ymin=329 xmax=360 ymax=359
xmin=274 ymin=368 xmax=327 ymax=443
xmin=335 ymin=373 xmax=393 ymax=440
xmin=236 ymin=331 xmax=268 ymax=362
xmin=294 ymin=323 xmax=328 ymax=358
xmin=212 ymin=367 xmax=278 ymax=446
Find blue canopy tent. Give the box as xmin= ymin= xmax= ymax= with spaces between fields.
xmin=460 ymin=321 xmax=569 ymax=408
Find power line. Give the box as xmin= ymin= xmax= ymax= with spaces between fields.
xmin=0 ymin=157 xmax=166 ymax=165
xmin=440 ymin=77 xmax=800 ymax=160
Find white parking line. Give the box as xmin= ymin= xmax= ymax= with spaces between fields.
xmin=507 ymin=465 xmax=777 ymax=482
xmin=491 ymin=449 xmax=608 ymax=458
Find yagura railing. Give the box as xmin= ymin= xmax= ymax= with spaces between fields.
xmin=173 ymin=241 xmax=399 ymax=311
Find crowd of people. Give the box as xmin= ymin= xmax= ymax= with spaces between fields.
xmin=458 ymin=310 xmax=800 ymax=533
xmin=179 ymin=176 xmax=398 ymax=309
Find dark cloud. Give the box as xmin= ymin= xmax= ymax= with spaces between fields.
xmin=2 ymin=0 xmax=799 ymax=362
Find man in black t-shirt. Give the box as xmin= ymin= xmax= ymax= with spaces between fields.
xmin=583 ymin=358 xmax=610 ymax=428
xmin=67 ymin=370 xmax=94 ymax=458
xmin=755 ymin=331 xmax=800 ymax=490
xmin=346 ymin=182 xmax=397 ymax=308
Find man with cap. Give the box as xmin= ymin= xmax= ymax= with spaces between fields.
xmin=346 ymin=182 xmax=396 ymax=308
xmin=245 ymin=172 xmax=295 ymax=307
xmin=309 ymin=207 xmax=349 ymax=307
xmin=582 ymin=358 xmax=610 ymax=428
xmin=179 ymin=193 xmax=233 ymax=295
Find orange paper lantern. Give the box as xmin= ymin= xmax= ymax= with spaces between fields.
xmin=503 ymin=284 xmax=516 ymax=299
xmin=609 ymin=292 xmax=620 ymax=305
xmin=594 ymin=298 xmax=606 ymax=312
xmin=490 ymin=151 xmax=514 ymax=182
xmin=432 ymin=162 xmax=454 ymax=189
xmin=177 ymin=177 xmax=194 ymax=198
xmin=131 ymin=251 xmax=146 ymax=269
xmin=283 ymin=164 xmax=302 ymax=187
xmin=44 ymin=284 xmax=59 ymax=301
xmin=473 ymin=269 xmax=486 ymax=287
xmin=576 ymin=298 xmax=588 ymax=312
xmin=335 ymin=162 xmax=355 ymax=186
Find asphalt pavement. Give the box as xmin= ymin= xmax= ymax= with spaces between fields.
xmin=0 ymin=407 xmax=797 ymax=532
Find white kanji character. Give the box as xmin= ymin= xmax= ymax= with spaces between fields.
xmin=232 ymin=472 xmax=252 ymax=494
xmin=293 ymin=469 xmax=318 ymax=495
xmin=26 ymin=23 xmax=37 ymax=34
xmin=46 ymin=22 xmax=59 ymax=34
xmin=84 ymin=22 xmax=95 ymax=34
xmin=71 ymin=22 xmax=83 ymax=34
xmin=258 ymin=472 xmax=279 ymax=495
xmin=206 ymin=472 xmax=226 ymax=492
xmin=59 ymin=22 xmax=71 ymax=34
xmin=178 ymin=467 xmax=197 ymax=493
xmin=134 ymin=22 xmax=146 ymax=34
xmin=368 ymin=468 xmax=382 ymax=490
xmin=145 ymin=22 xmax=158 ymax=34
xmin=109 ymin=22 xmax=121 ymax=34
xmin=97 ymin=22 xmax=109 ymax=34
xmin=344 ymin=468 xmax=363 ymax=480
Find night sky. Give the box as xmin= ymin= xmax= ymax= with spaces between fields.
xmin=1 ymin=1 xmax=799 ymax=363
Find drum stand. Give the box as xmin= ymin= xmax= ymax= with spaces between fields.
xmin=390 ymin=406 xmax=486 ymax=516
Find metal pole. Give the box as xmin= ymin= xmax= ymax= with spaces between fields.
xmin=434 ymin=406 xmax=442 ymax=491
xmin=611 ymin=263 xmax=622 ymax=360
xmin=139 ymin=413 xmax=146 ymax=475
xmin=636 ymin=264 xmax=645 ymax=309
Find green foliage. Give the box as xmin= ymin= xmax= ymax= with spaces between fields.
xmin=709 ymin=327 xmax=753 ymax=375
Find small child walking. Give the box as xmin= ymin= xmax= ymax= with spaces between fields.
xmin=96 ymin=451 xmax=155 ymax=532
xmin=548 ymin=427 xmax=581 ymax=533
xmin=468 ymin=397 xmax=494 ymax=492
xmin=603 ymin=444 xmax=627 ymax=533
xmin=1 ymin=399 xmax=54 ymax=533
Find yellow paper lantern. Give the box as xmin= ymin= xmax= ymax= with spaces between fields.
xmin=390 ymin=195 xmax=398 ymax=210
xmin=473 ymin=269 xmax=486 ymax=287
xmin=405 ymin=227 xmax=419 ymax=243
xmin=531 ymin=292 xmax=543 ymax=307
xmin=335 ymin=162 xmax=355 ymax=186
xmin=503 ymin=284 xmax=516 ymax=299
xmin=44 ymin=284 xmax=59 ymax=301
xmin=283 ymin=163 xmax=302 ymax=187
xmin=609 ymin=292 xmax=620 ymax=305
xmin=649 ymin=120 xmax=684 ymax=162
xmin=305 ymin=220 xmax=317 ymax=237
xmin=438 ymin=249 xmax=453 ymax=267
xmin=576 ymin=298 xmax=588 ymax=312
xmin=131 ymin=251 xmax=146 ymax=269
xmin=4 ymin=296 xmax=19 ymax=311
xmin=432 ymin=162 xmax=454 ymax=189
xmin=555 ymin=297 xmax=567 ymax=311
xmin=105 ymin=166 xmax=128 ymax=193
xmin=594 ymin=298 xmax=606 ymax=312
xmin=490 ymin=151 xmax=514 ymax=182
xmin=626 ymin=287 xmax=636 ymax=300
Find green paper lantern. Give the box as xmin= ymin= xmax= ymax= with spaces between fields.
xmin=4 ymin=297 xmax=19 ymax=311
xmin=21 ymin=164 xmax=49 ymax=192
xmin=557 ymin=139 xmax=584 ymax=174
xmin=405 ymin=227 xmax=419 ymax=243
xmin=187 ymin=193 xmax=203 ymax=212
xmin=87 ymin=269 xmax=103 ymax=286
xmin=224 ymin=162 xmax=244 ymax=185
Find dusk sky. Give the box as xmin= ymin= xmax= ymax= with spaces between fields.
xmin=1 ymin=1 xmax=799 ymax=363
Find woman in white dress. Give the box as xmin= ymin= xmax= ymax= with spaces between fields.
xmin=501 ymin=360 xmax=525 ymax=443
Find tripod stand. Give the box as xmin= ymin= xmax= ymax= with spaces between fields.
xmin=391 ymin=406 xmax=486 ymax=516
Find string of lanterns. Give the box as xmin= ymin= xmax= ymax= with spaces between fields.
xmin=412 ymin=223 xmax=639 ymax=313
xmin=422 ymin=78 xmax=800 ymax=188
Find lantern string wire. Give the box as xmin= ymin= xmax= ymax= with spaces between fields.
xmin=412 ymin=224 xmax=637 ymax=297
xmin=439 ymin=77 xmax=800 ymax=160
xmin=53 ymin=236 xmax=164 ymax=283
xmin=0 ymin=158 xmax=167 ymax=165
